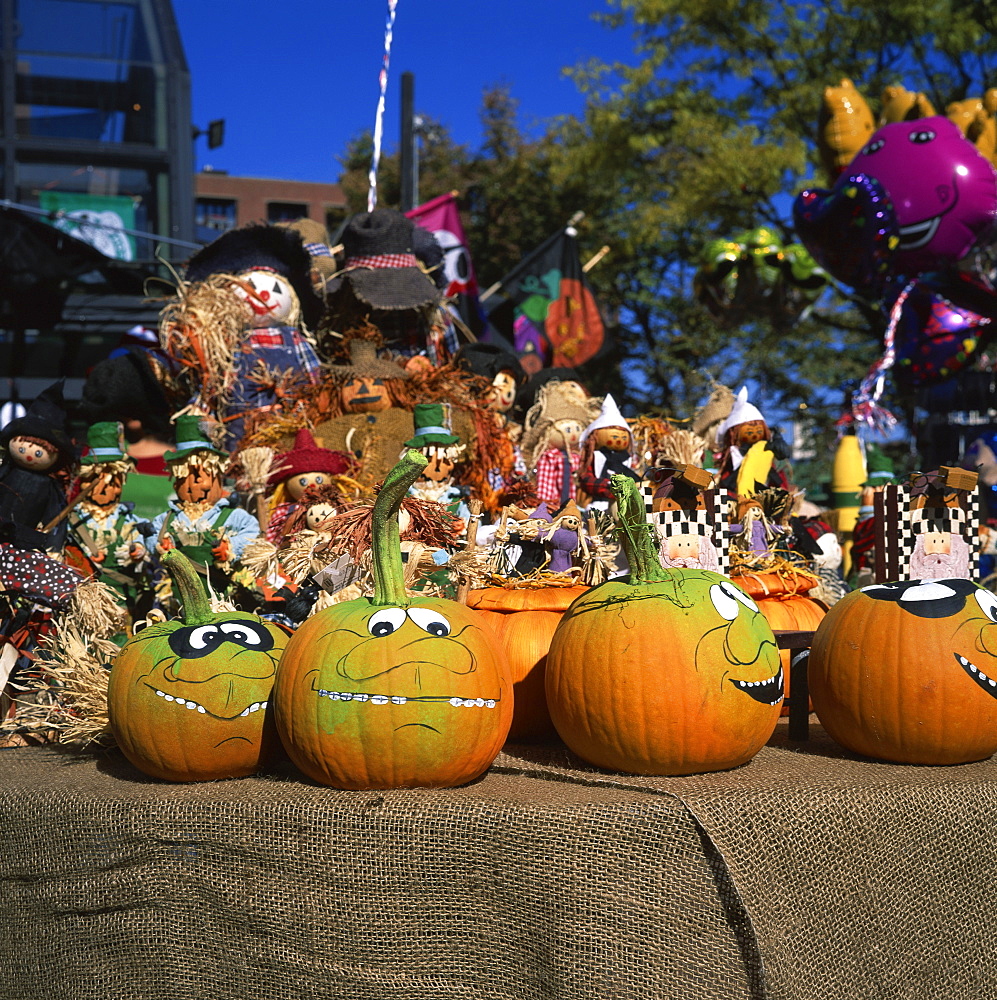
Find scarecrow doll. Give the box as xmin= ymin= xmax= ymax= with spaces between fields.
xmin=0 ymin=381 xmax=83 ymax=611
xmin=715 ymin=386 xmax=790 ymax=494
xmin=150 ymin=415 xmax=260 ymax=600
xmin=321 ymin=208 xmax=459 ymax=363
xmin=69 ymin=422 xmax=157 ymax=620
xmin=161 ymin=224 xmax=324 ymax=449
xmin=264 ymin=427 xmax=354 ymax=543
xmin=577 ymin=393 xmax=639 ymax=507
xmin=403 ymin=403 xmax=470 ymax=521
xmin=520 ymin=381 xmax=597 ymax=508
xmin=316 ymin=337 xmax=415 ymax=486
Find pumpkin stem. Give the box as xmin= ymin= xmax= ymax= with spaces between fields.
xmin=161 ymin=549 xmax=213 ymax=624
xmin=372 ymin=450 xmax=429 ymax=607
xmin=610 ymin=474 xmax=671 ymax=585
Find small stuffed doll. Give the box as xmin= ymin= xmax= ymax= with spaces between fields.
xmin=0 ymin=380 xmax=83 ymax=611
xmin=577 ymin=394 xmax=639 ymax=506
xmin=715 ymin=386 xmax=790 ymax=493
xmin=538 ymin=500 xmax=582 ymax=575
xmin=403 ymin=403 xmax=470 ymax=524
xmin=162 ymin=224 xmax=325 ymax=449
xmin=264 ymin=428 xmax=354 ymax=543
xmin=520 ymin=381 xmax=596 ymax=508
xmin=150 ymin=414 xmax=261 ymax=601
xmin=70 ymin=421 xmax=157 ymax=620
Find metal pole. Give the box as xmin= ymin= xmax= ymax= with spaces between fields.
xmin=400 ymin=71 xmax=416 ymax=212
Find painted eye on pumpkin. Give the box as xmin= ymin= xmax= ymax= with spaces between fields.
xmin=168 ymin=620 xmax=276 ymax=658
xmin=709 ymin=582 xmax=757 ymax=621
xmin=974 ymin=590 xmax=997 ymax=623
xmin=406 ymin=607 xmax=452 ymax=637
xmin=368 ymin=608 xmax=407 ymax=637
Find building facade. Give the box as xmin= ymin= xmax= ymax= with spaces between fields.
xmin=194 ymin=170 xmax=348 ymax=243
xmin=0 ymin=0 xmax=194 ymax=264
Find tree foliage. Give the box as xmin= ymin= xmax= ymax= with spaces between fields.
xmin=337 ymin=1 xmax=997 ymax=465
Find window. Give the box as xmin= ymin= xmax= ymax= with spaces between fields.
xmin=195 ymin=198 xmax=237 ymax=233
xmin=267 ymin=201 xmax=308 ymax=224
xmin=14 ymin=0 xmax=160 ymax=145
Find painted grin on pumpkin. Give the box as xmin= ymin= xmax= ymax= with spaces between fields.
xmin=955 ymin=652 xmax=997 ymax=699
xmin=145 ymin=685 xmax=270 ymax=720
xmin=728 ymin=666 xmax=785 ymax=705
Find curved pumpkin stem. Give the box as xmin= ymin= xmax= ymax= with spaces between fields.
xmin=372 ymin=449 xmax=429 ymax=607
xmin=610 ymin=474 xmax=671 ymax=585
xmin=161 ymin=549 xmax=213 ymax=624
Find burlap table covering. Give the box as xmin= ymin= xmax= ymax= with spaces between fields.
xmin=2 ymin=724 xmax=997 ymax=1000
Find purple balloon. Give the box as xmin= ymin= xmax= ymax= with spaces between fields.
xmin=846 ymin=116 xmax=997 ymax=273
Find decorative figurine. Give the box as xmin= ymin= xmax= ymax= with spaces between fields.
xmin=578 ymin=393 xmax=639 ymax=507
xmin=150 ymin=414 xmax=261 ymax=602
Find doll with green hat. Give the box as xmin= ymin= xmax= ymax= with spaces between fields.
xmin=403 ymin=403 xmax=469 ymax=513
xmin=70 ymin=421 xmax=157 ymax=621
xmin=150 ymin=414 xmax=260 ymax=601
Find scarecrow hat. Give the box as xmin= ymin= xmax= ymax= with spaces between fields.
xmin=324 ymin=209 xmax=442 ymax=311
xmin=278 ymin=217 xmax=339 ymax=290
xmin=267 ymin=428 xmax=353 ymax=490
xmin=555 ymin=499 xmax=582 ymax=521
xmin=0 ymin=379 xmax=75 ymax=466
xmin=404 ymin=403 xmax=462 ymax=450
xmin=183 ymin=223 xmax=323 ymax=329
xmin=717 ymin=386 xmax=766 ymax=440
xmin=327 ymin=338 xmax=413 ymax=381
xmin=162 ymin=414 xmax=227 ymax=463
xmin=81 ymin=421 xmax=129 ymax=465
xmin=862 ymin=442 xmax=896 ymax=487
xmin=580 ymin=393 xmax=631 ymax=445
xmin=454 ymin=343 xmax=527 ymax=386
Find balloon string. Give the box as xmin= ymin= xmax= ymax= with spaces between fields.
xmin=844 ymin=278 xmax=916 ymax=437
xmin=367 ymin=0 xmax=399 ymax=214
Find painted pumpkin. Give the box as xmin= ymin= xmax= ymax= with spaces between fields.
xmin=731 ymin=570 xmax=827 ymax=714
xmin=467 ymin=585 xmax=589 ymax=742
xmin=545 ymin=475 xmax=782 ymax=776
xmin=274 ymin=451 xmax=513 ymax=789
xmin=809 ymin=578 xmax=997 ymax=764
xmin=106 ymin=550 xmax=288 ymax=782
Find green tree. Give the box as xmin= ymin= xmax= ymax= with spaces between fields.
xmin=554 ymin=0 xmax=997 ymax=438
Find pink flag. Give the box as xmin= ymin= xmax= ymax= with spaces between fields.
xmin=406 ymin=192 xmax=480 ymax=300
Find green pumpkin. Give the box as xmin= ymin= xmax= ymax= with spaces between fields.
xmin=106 ymin=549 xmax=288 ymax=781
xmin=273 ymin=450 xmax=513 ymax=790
xmin=545 ymin=475 xmax=783 ymax=775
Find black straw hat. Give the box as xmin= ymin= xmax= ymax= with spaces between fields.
xmin=324 ymin=209 xmax=441 ymax=311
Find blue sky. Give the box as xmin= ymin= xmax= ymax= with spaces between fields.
xmin=172 ymin=0 xmax=638 ymax=183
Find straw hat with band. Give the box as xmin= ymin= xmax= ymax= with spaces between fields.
xmin=326 ymin=338 xmax=413 ymax=381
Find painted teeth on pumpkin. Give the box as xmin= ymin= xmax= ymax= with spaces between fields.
xmin=731 ymin=666 xmax=784 ymax=705
xmin=316 ymin=690 xmax=495 ymax=707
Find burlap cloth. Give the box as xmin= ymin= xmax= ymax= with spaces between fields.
xmin=3 ymin=722 xmax=997 ymax=999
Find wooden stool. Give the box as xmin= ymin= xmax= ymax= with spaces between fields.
xmin=774 ymin=629 xmax=816 ymax=740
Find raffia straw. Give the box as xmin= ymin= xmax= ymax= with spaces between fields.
xmin=656 ymin=427 xmax=707 ymax=468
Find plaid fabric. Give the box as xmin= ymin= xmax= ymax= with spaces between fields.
xmin=305 ymin=242 xmax=333 ymax=258
xmin=534 ymin=448 xmax=580 ymax=505
xmin=345 ymin=253 xmax=419 ymax=270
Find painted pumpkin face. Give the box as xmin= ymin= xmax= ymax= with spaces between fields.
xmin=108 ymin=611 xmax=288 ymax=781
xmin=273 ymin=595 xmax=513 ymax=789
xmin=340 ymin=376 xmax=393 ymax=413
xmin=545 ymin=569 xmax=782 ymax=775
xmin=810 ymin=578 xmax=997 ymax=763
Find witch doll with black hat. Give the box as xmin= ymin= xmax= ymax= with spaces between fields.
xmin=161 ymin=223 xmax=324 ymax=449
xmin=0 ymin=380 xmax=84 ymax=611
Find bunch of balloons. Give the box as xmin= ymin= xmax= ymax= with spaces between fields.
xmin=794 ymin=115 xmax=997 ymax=430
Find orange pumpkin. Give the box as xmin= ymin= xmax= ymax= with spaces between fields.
xmin=467 ymin=585 xmax=588 ymax=742
xmin=810 ymin=578 xmax=997 ymax=764
xmin=545 ymin=475 xmax=782 ymax=776
xmin=274 ymin=451 xmax=513 ymax=789
xmin=106 ymin=550 xmax=288 ymax=782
